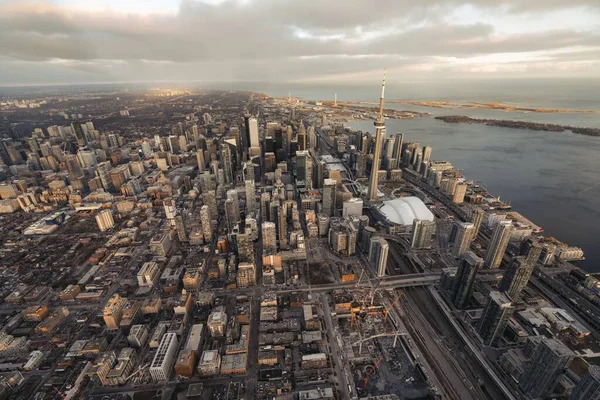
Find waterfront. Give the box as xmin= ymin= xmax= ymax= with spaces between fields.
xmin=350 ymin=116 xmax=600 ymax=273
xmin=249 ymin=77 xmax=600 ymax=273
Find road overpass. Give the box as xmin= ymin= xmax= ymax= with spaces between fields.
xmin=276 ymin=272 xmax=440 ymax=294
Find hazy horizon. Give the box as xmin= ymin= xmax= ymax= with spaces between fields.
xmin=1 ymin=0 xmax=599 ymax=86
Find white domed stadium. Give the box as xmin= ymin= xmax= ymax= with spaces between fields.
xmin=378 ymin=197 xmax=434 ymax=226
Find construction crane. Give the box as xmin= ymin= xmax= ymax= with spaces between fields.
xmin=362 ymin=358 xmax=383 ymax=390
xmin=383 ymin=292 xmax=403 ymax=323
xmin=356 ymin=269 xmax=365 ymax=288
xmin=353 ymin=331 xmax=407 ymax=355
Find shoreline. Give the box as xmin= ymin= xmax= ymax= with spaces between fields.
xmin=435 ymin=115 xmax=600 ymax=137
xmin=347 ymin=100 xmax=597 ymax=114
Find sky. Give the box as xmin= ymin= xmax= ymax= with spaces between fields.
xmin=0 ymin=0 xmax=599 ymax=86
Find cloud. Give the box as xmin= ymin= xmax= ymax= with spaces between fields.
xmin=0 ymin=0 xmax=598 ymax=85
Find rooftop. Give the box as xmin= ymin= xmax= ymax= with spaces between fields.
xmin=379 ymin=197 xmax=434 ymax=226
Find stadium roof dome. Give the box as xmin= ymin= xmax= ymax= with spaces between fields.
xmin=379 ymin=197 xmax=434 ymax=226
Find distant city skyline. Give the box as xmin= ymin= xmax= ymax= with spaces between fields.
xmin=0 ymin=0 xmax=599 ymax=85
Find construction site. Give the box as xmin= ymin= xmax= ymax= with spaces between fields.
xmin=327 ymin=287 xmax=432 ymax=399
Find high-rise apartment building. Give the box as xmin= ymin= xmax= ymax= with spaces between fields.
xmin=451 ymin=251 xmax=482 ymax=309
xmin=477 ymin=291 xmax=514 ymax=346
xmin=95 ymin=209 xmax=115 ymax=232
xmin=484 ymin=220 xmax=513 ymax=269
xmin=453 ymin=183 xmax=467 ymax=204
xmin=520 ymin=337 xmax=574 ymax=398
xmin=369 ymin=236 xmax=389 ymax=277
xmin=498 ymin=257 xmax=534 ymax=299
xmin=468 ymin=207 xmax=485 ymax=235
xmin=521 ymin=237 xmax=543 ymax=267
xmin=411 ymin=219 xmax=436 ymax=249
xmin=570 ymin=365 xmax=600 ymax=400
xmin=451 ymin=221 xmax=476 ymax=258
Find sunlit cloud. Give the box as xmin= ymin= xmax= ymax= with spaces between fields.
xmin=0 ymin=0 xmax=598 ymax=85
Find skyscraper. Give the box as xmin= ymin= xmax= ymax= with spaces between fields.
xmin=521 ymin=237 xmax=543 ymax=268
xmin=220 ymin=144 xmax=233 ymax=184
xmin=65 ymin=154 xmax=84 ymax=179
xmin=225 ymin=199 xmax=237 ymax=233
xmin=392 ymin=133 xmax=403 ymax=162
xmin=382 ymin=135 xmax=395 ymax=169
xmin=322 ymin=178 xmax=336 ymax=217
xmin=297 ymin=121 xmax=307 ymax=151
xmin=203 ymin=191 xmax=218 ymax=220
xmin=248 ymin=116 xmax=260 ymax=155
xmin=200 ymin=205 xmax=213 ymax=243
xmin=367 ymin=71 xmax=386 ymax=202
xmin=226 ymin=189 xmax=240 ymax=223
xmin=422 ymin=146 xmax=432 ymax=163
xmin=260 ymin=192 xmax=270 ymax=221
xmin=498 ymin=257 xmax=534 ymax=299
xmin=451 ymin=251 xmax=482 ymax=309
xmin=484 ymin=220 xmax=513 ymax=269
xmin=96 ymin=161 xmax=113 ymax=192
xmin=307 ymin=124 xmax=317 ymax=151
xmin=196 ymin=150 xmax=205 ymax=172
xmin=243 ymin=115 xmax=251 ymax=153
xmin=477 ymin=291 xmax=514 ymax=346
xmin=520 ymin=337 xmax=574 ymax=398
xmin=296 ymin=150 xmax=312 ymax=188
xmin=277 ymin=205 xmax=288 ymax=250
xmin=245 ymin=180 xmax=256 ymax=213
xmin=369 ymin=236 xmax=389 ymax=277
xmin=411 ymin=219 xmax=436 ymax=249
xmin=168 ymin=135 xmax=180 ymax=154
xmin=451 ymin=221 xmax=476 ymax=259
xmin=570 ymin=365 xmax=600 ymax=400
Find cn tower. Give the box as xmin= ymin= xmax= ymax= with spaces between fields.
xmin=367 ymin=70 xmax=386 ymax=201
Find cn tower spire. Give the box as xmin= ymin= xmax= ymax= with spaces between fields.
xmin=377 ymin=69 xmax=386 ymax=124
xmin=367 ymin=69 xmax=387 ymax=202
